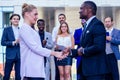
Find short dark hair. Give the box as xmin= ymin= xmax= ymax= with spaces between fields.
xmin=58 ymin=13 xmax=66 ymax=18
xmin=104 ymin=16 xmax=113 ymax=22
xmin=84 ymin=1 xmax=97 ymax=15
xmin=10 ymin=14 xmax=20 ymax=20
xmin=37 ymin=19 xmax=45 ymax=24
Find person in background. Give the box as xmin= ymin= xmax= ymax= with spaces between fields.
xmin=55 ymin=22 xmax=74 ymax=80
xmin=1 ymin=13 xmax=21 ymax=80
xmin=37 ymin=19 xmax=53 ymax=80
xmin=19 ymin=3 xmax=66 ymax=80
xmin=52 ymin=13 xmax=66 ymax=80
xmin=52 ymin=14 xmax=66 ymax=42
xmin=104 ymin=16 xmax=120 ymax=80
xmin=73 ymin=19 xmax=86 ymax=80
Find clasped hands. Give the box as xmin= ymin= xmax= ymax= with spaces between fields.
xmin=54 ymin=47 xmax=70 ymax=60
xmin=54 ymin=46 xmax=84 ymax=60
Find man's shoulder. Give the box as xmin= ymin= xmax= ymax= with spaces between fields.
xmin=45 ymin=31 xmax=52 ymax=36
xmin=113 ymin=28 xmax=120 ymax=33
xmin=4 ymin=26 xmax=12 ymax=29
xmin=75 ymin=28 xmax=82 ymax=31
xmin=3 ymin=26 xmax=12 ymax=31
xmin=53 ymin=26 xmax=59 ymax=29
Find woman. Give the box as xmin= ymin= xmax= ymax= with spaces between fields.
xmin=55 ymin=22 xmax=74 ymax=80
xmin=19 ymin=3 xmax=64 ymax=80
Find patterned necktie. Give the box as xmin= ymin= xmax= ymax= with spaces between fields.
xmin=82 ymin=23 xmax=87 ymax=36
xmin=80 ymin=23 xmax=87 ymax=45
xmin=83 ymin=23 xmax=87 ymax=31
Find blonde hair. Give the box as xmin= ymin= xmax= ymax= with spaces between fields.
xmin=22 ymin=3 xmax=37 ymax=18
xmin=58 ymin=22 xmax=70 ymax=35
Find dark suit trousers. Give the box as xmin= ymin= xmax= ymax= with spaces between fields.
xmin=23 ymin=77 xmax=44 ymax=80
xmin=3 ymin=58 xmax=21 ymax=80
xmin=79 ymin=74 xmax=105 ymax=80
xmin=105 ymin=53 xmax=119 ymax=80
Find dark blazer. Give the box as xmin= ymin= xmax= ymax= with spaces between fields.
xmin=1 ymin=26 xmax=20 ymax=59
xmin=110 ymin=28 xmax=120 ymax=60
xmin=74 ymin=28 xmax=83 ymax=48
xmin=71 ymin=17 xmax=108 ymax=76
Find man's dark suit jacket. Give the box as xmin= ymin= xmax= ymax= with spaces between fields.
xmin=1 ymin=26 xmax=20 ymax=59
xmin=71 ymin=17 xmax=108 ymax=76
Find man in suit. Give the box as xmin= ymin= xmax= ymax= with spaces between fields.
xmin=1 ymin=14 xmax=21 ymax=80
xmin=37 ymin=19 xmax=53 ymax=80
xmin=66 ymin=1 xmax=109 ymax=80
xmin=73 ymin=19 xmax=86 ymax=80
xmin=104 ymin=16 xmax=120 ymax=80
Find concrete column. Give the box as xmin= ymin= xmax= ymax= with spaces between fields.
xmin=65 ymin=7 xmax=80 ymax=34
xmin=114 ymin=7 xmax=120 ymax=29
xmin=112 ymin=7 xmax=117 ymax=28
xmin=14 ymin=5 xmax=23 ymax=27
xmin=100 ymin=7 xmax=105 ymax=22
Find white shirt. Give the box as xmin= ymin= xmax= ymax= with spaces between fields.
xmin=12 ymin=25 xmax=19 ymax=39
xmin=86 ymin=16 xmax=96 ymax=28
xmin=106 ymin=27 xmax=113 ymax=54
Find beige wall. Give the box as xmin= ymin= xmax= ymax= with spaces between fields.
xmin=115 ymin=8 xmax=120 ymax=29
xmin=36 ymin=7 xmax=120 ymax=33
xmin=65 ymin=7 xmax=81 ymax=33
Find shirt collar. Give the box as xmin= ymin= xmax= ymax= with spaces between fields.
xmin=12 ymin=25 xmax=19 ymax=29
xmin=106 ymin=27 xmax=113 ymax=32
xmin=86 ymin=16 xmax=96 ymax=27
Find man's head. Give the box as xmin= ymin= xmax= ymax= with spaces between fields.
xmin=37 ymin=19 xmax=45 ymax=32
xmin=104 ymin=16 xmax=113 ymax=29
xmin=10 ymin=14 xmax=20 ymax=26
xmin=58 ymin=14 xmax=66 ymax=24
xmin=79 ymin=1 xmax=97 ymax=20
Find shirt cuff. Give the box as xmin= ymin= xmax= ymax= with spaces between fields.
xmin=12 ymin=41 xmax=15 ymax=46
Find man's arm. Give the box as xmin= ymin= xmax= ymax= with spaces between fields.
xmin=45 ymin=32 xmax=54 ymax=49
xmin=1 ymin=28 xmax=14 ymax=46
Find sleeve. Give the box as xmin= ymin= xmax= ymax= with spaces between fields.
xmin=74 ymin=29 xmax=81 ymax=45
xmin=110 ymin=30 xmax=120 ymax=45
xmin=1 ymin=28 xmax=14 ymax=46
xmin=71 ymin=49 xmax=78 ymax=58
xmin=19 ymin=27 xmax=51 ymax=57
xmin=45 ymin=33 xmax=54 ymax=49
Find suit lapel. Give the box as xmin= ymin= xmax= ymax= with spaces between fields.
xmin=10 ymin=27 xmax=15 ymax=40
xmin=111 ymin=28 xmax=115 ymax=37
xmin=81 ymin=17 xmax=96 ymax=42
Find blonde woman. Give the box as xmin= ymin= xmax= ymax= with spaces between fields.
xmin=55 ymin=22 xmax=74 ymax=80
xmin=19 ymin=3 xmax=65 ymax=80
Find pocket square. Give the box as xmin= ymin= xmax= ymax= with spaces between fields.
xmin=86 ymin=30 xmax=89 ymax=33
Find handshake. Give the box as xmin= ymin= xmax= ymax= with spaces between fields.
xmin=52 ymin=44 xmax=71 ymax=60
xmin=53 ymin=47 xmax=71 ymax=60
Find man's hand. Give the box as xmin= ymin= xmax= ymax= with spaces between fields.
xmin=13 ymin=39 xmax=19 ymax=45
xmin=106 ymin=36 xmax=111 ymax=41
xmin=42 ymin=40 xmax=47 ymax=46
xmin=78 ymin=47 xmax=84 ymax=56
xmin=62 ymin=47 xmax=70 ymax=56
xmin=53 ymin=51 xmax=67 ymax=60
